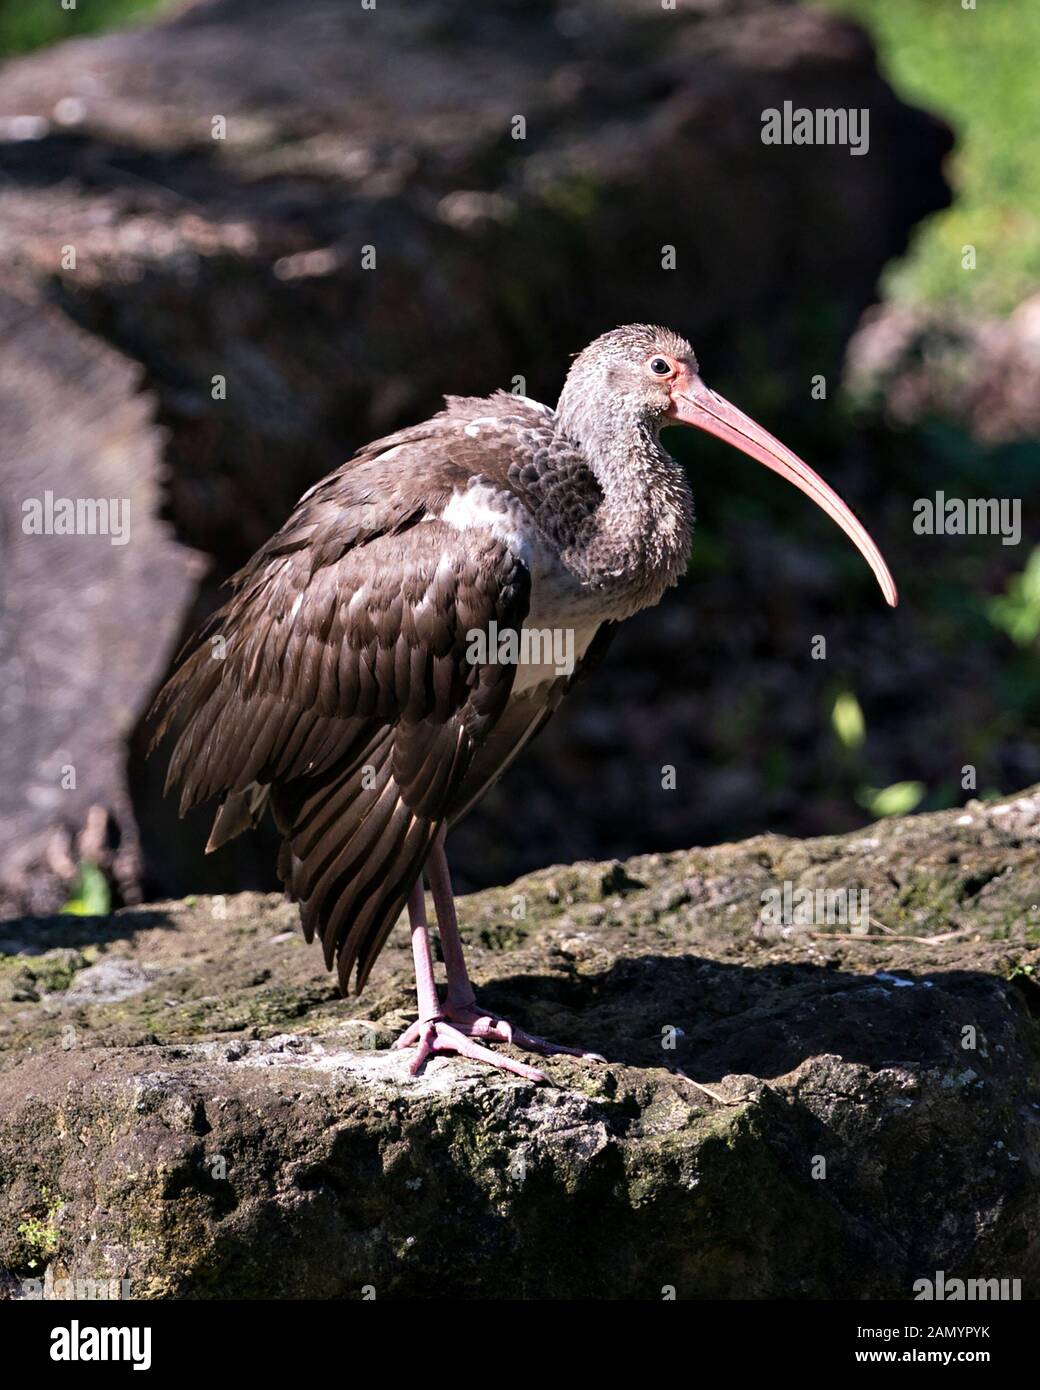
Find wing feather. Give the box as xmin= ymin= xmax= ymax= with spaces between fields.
xmin=152 ymin=452 xmax=532 ymax=993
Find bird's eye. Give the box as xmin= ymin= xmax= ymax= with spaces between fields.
xmin=648 ymin=356 xmax=674 ymax=377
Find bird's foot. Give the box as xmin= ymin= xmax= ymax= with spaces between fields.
xmin=392 ymin=1000 xmax=605 ymax=1081
xmin=443 ymin=1000 xmax=607 ymax=1062
xmin=392 ymin=1017 xmax=548 ymax=1083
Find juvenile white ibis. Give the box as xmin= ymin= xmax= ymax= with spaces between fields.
xmin=153 ymin=325 xmax=896 ymax=1082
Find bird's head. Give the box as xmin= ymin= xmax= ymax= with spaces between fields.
xmin=558 ymin=323 xmax=897 ymax=607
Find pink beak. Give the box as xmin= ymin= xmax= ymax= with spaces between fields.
xmin=668 ymin=375 xmax=897 ymax=607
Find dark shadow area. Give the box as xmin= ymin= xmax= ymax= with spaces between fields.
xmin=453 ymin=951 xmax=1039 ymax=1083
xmin=0 ymin=908 xmax=177 ymax=954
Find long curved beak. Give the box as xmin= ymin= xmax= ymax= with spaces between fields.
xmin=669 ymin=376 xmax=897 ymax=607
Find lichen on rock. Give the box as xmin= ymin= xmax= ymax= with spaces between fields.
xmin=1 ymin=790 xmax=1038 ymax=1298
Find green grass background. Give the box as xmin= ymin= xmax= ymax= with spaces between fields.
xmin=0 ymin=0 xmax=168 ymax=55
xmin=816 ymin=0 xmax=1040 ymax=312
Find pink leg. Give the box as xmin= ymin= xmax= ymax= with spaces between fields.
xmin=392 ymin=878 xmax=547 ymax=1082
xmin=427 ymin=830 xmax=477 ymax=1015
xmin=408 ymin=880 xmax=440 ymax=1022
xmin=424 ymin=829 xmax=606 ymax=1064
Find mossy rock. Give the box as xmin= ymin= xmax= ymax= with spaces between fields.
xmin=1 ymin=790 xmax=1039 ymax=1297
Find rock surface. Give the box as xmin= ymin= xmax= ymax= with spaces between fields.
xmin=846 ymin=293 xmax=1040 ymax=443
xmin=1 ymin=790 xmax=1038 ymax=1299
xmin=0 ymin=288 xmax=198 ymax=919
xmin=0 ymin=0 xmax=953 ymax=912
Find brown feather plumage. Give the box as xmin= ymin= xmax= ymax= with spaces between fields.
xmin=151 ymin=402 xmax=609 ymax=993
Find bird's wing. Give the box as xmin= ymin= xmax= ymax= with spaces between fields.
xmin=152 ymin=449 xmax=532 ymax=994
xmin=446 ymin=620 xmax=618 ymax=827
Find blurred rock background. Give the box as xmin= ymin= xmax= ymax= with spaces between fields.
xmin=0 ymin=0 xmax=1036 ymax=916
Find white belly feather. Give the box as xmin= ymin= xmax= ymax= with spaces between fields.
xmin=438 ymin=479 xmax=608 ymax=693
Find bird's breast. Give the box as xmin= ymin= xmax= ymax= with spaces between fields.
xmin=437 ymin=478 xmax=614 ymax=692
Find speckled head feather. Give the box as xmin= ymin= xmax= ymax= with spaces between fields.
xmin=553 ymin=324 xmax=696 ymax=608
xmin=557 ymin=323 xmax=697 ymax=441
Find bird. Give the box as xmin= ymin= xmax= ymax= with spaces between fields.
xmin=151 ymin=324 xmax=896 ymax=1083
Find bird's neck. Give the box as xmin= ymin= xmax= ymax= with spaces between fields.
xmin=555 ymin=407 xmax=694 ymax=611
